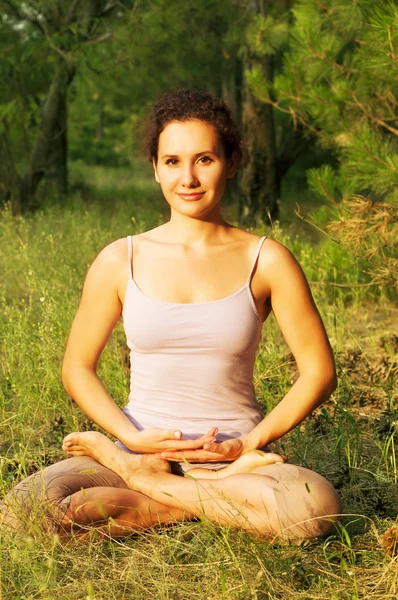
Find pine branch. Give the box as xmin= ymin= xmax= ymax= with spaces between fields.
xmin=318 ymin=181 xmax=339 ymax=206
xmin=294 ymin=205 xmax=341 ymax=243
xmin=387 ymin=26 xmax=398 ymax=62
xmin=349 ymin=92 xmax=398 ymax=137
xmin=295 ymin=113 xmax=329 ymax=144
xmin=305 ymin=43 xmax=358 ymax=75
xmin=375 ymin=92 xmax=398 ymax=120
xmin=314 ymin=0 xmax=367 ymax=46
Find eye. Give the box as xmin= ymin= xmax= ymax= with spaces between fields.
xmin=165 ymin=158 xmax=178 ymax=165
xmin=198 ymin=156 xmax=213 ymax=164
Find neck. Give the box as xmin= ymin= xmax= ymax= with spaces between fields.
xmin=165 ymin=207 xmax=231 ymax=245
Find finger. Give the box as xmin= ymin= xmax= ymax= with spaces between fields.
xmin=163 ymin=430 xmax=183 ymax=440
xmin=156 ymin=450 xmax=225 ymax=462
xmin=194 ymin=428 xmax=218 ymax=442
xmin=202 ymin=442 xmax=222 ymax=453
xmin=158 ymin=437 xmax=216 ymax=451
xmin=201 ymin=427 xmax=219 ymax=438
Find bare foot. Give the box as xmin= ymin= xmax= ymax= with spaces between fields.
xmin=62 ymin=431 xmax=171 ymax=488
xmin=185 ymin=450 xmax=284 ymax=480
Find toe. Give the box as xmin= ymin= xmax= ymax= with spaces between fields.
xmin=63 ymin=433 xmax=77 ymax=445
xmin=63 ymin=444 xmax=84 ymax=453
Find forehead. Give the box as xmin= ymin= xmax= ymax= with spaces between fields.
xmin=158 ymin=120 xmax=221 ymax=155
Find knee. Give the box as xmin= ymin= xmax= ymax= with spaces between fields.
xmin=271 ymin=468 xmax=342 ymax=543
xmin=1 ymin=468 xmax=73 ymax=534
xmin=297 ymin=477 xmax=342 ymax=541
xmin=0 ymin=500 xmax=18 ymax=531
xmin=313 ymin=478 xmax=342 ymax=536
xmin=309 ymin=473 xmax=342 ymax=518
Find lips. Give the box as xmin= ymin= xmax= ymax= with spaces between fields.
xmin=177 ymin=192 xmax=205 ymax=201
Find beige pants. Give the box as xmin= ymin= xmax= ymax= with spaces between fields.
xmin=1 ymin=454 xmax=342 ymax=541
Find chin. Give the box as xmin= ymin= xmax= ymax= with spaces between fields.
xmin=171 ymin=198 xmax=221 ymax=218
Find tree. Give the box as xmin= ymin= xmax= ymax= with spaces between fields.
xmin=0 ymin=0 xmax=244 ymax=210
xmin=239 ymin=3 xmax=287 ymax=223
xmin=247 ymin=0 xmax=398 ymax=286
xmin=0 ymin=0 xmax=133 ymax=212
xmin=67 ymin=0 xmax=241 ymax=164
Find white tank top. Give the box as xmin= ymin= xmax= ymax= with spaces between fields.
xmin=121 ymin=235 xmax=266 ymax=442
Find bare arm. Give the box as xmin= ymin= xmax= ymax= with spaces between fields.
xmin=243 ymin=239 xmax=337 ymax=450
xmin=62 ymin=239 xmax=137 ymax=445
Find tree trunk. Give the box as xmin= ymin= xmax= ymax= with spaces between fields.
xmin=18 ymin=62 xmax=75 ymax=210
xmin=51 ymin=82 xmax=69 ymax=197
xmin=221 ymin=56 xmax=243 ymax=206
xmin=239 ymin=52 xmax=279 ymax=224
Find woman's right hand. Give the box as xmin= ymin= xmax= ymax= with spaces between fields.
xmin=124 ymin=427 xmax=218 ymax=454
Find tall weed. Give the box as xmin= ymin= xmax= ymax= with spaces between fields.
xmin=0 ymin=166 xmax=396 ymax=599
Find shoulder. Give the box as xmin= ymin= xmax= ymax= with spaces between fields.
xmin=93 ymin=237 xmax=128 ymax=267
xmin=259 ymin=238 xmax=297 ymax=268
xmin=258 ymin=238 xmax=309 ymax=291
xmin=84 ymin=238 xmax=129 ymax=289
xmin=232 ymin=230 xmax=297 ymax=267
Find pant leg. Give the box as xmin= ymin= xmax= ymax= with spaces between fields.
xmin=252 ymin=463 xmax=342 ymax=542
xmin=1 ymin=456 xmax=129 ymax=534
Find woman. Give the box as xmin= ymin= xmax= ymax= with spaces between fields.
xmin=1 ymin=89 xmax=341 ymax=542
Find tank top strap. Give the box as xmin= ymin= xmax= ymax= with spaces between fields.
xmin=127 ymin=235 xmax=133 ymax=278
xmin=245 ymin=236 xmax=267 ymax=286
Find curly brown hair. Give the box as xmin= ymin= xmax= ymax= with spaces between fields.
xmin=143 ymin=89 xmax=244 ymax=166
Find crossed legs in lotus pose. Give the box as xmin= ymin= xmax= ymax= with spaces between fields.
xmin=1 ymin=431 xmax=342 ymax=542
xmin=0 ymin=432 xmax=341 ymax=541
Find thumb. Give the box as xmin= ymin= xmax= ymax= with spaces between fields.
xmin=202 ymin=441 xmax=220 ymax=453
xmin=169 ymin=430 xmax=182 ymax=440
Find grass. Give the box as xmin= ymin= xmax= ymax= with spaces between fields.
xmin=0 ymin=164 xmax=397 ymax=599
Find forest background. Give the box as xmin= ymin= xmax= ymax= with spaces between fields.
xmin=0 ymin=0 xmax=397 ymax=599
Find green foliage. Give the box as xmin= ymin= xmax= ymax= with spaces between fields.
xmin=247 ymin=0 xmax=398 ymax=287
xmin=0 ymin=0 xmax=137 ymax=209
xmin=0 ymin=0 xmax=245 ymax=206
xmin=245 ymin=14 xmax=289 ymax=56
xmin=68 ymin=0 xmax=240 ymax=165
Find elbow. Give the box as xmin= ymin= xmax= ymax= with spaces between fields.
xmin=61 ymin=358 xmax=87 ymax=395
xmin=328 ymin=373 xmax=338 ymax=396
xmin=324 ymin=366 xmax=337 ymax=397
xmin=61 ymin=361 xmax=73 ymax=395
xmin=303 ymin=364 xmax=337 ymax=401
xmin=62 ymin=356 xmax=96 ymax=395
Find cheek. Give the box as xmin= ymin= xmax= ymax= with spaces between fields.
xmin=157 ymin=170 xmax=177 ymax=189
xmin=210 ymin=167 xmax=227 ymax=190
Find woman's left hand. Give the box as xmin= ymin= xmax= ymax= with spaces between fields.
xmin=154 ymin=437 xmax=247 ymax=462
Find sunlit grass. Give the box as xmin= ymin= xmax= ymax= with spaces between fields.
xmin=1 ymin=165 xmax=397 ymax=599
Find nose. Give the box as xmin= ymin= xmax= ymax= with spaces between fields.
xmin=181 ymin=164 xmax=199 ymax=188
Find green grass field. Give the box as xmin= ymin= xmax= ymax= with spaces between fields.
xmin=1 ymin=165 xmax=397 ymax=599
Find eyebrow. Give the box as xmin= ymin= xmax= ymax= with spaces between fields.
xmin=160 ymin=151 xmax=219 ymax=160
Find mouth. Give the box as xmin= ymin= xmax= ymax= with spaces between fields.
xmin=177 ymin=192 xmax=205 ymax=201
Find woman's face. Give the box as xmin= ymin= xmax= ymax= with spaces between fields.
xmin=153 ymin=119 xmax=236 ymax=220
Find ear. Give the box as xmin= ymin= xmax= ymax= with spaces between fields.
xmin=152 ymin=159 xmax=160 ymax=183
xmin=226 ymin=152 xmax=237 ymax=179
